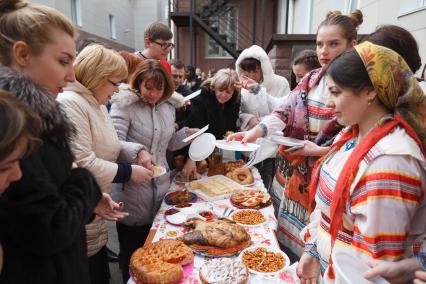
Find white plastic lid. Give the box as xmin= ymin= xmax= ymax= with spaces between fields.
xmin=188 ymin=133 xmax=216 ymax=161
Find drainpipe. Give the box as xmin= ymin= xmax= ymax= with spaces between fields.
xmin=261 ymin=0 xmax=265 ymax=47
xmin=285 ymin=0 xmax=289 ymax=34
xmin=190 ymin=0 xmax=194 ymax=65
xmin=252 ymin=0 xmax=256 ymax=44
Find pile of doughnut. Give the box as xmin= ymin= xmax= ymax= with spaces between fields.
xmin=224 ymin=160 xmax=254 ymax=185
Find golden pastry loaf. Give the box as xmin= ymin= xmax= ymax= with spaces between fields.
xmin=130 ymin=239 xmax=194 ymax=284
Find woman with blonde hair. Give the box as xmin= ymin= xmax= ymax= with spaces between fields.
xmin=110 ymin=59 xmax=195 ymax=282
xmin=57 ymin=44 xmax=151 ymax=284
xmin=0 ymin=1 xmax=126 ymax=283
xmin=181 ymin=68 xmax=241 ymax=179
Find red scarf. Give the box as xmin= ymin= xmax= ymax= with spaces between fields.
xmin=308 ymin=115 xmax=424 ymax=277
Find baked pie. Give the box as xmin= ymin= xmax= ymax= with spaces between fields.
xmin=130 ymin=239 xmax=194 ymax=284
xmin=230 ymin=190 xmax=272 ymax=209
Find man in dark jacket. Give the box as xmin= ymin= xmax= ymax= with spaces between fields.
xmin=170 ymin=59 xmax=192 ymax=129
xmin=0 ymin=67 xmax=123 ymax=284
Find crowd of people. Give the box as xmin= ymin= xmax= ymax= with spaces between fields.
xmin=0 ymin=0 xmax=426 ymax=283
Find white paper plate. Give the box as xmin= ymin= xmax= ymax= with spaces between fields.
xmin=152 ymin=165 xmax=166 ymax=178
xmin=269 ymin=136 xmax=304 ymax=147
xmin=182 ymin=124 xmax=209 ymax=143
xmin=215 ymin=140 xmax=260 ymax=152
xmin=239 ymin=245 xmax=290 ymax=276
xmin=189 ymin=133 xmax=216 ymax=161
xmin=183 ymin=89 xmax=201 ymax=101
xmin=332 ymin=250 xmax=390 ymax=284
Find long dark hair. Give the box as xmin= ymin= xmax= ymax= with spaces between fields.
xmin=366 ymin=25 xmax=421 ymax=74
xmin=326 ymin=48 xmax=372 ymax=92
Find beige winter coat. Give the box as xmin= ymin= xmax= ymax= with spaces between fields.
xmin=58 ymin=81 xmax=120 ymax=257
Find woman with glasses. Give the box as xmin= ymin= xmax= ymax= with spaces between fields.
xmin=57 ymin=44 xmax=152 ymax=284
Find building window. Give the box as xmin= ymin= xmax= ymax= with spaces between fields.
xmin=71 ymin=0 xmax=82 ymax=27
xmin=109 ymin=14 xmax=116 ymax=39
xmin=400 ymin=0 xmax=426 ymax=14
xmin=206 ymin=5 xmax=238 ymax=58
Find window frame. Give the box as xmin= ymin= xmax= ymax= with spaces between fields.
xmin=109 ymin=14 xmax=116 ymax=40
xmin=71 ymin=0 xmax=82 ymax=27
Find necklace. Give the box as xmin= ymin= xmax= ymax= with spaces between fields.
xmin=356 ymin=114 xmax=394 ymax=143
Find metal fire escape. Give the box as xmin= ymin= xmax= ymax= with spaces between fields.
xmin=169 ymin=0 xmax=264 ymax=65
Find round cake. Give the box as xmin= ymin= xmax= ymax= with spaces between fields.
xmin=199 ymin=258 xmax=248 ymax=284
xmin=130 ymin=239 xmax=194 ymax=284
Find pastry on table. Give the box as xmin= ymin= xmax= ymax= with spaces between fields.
xmin=130 ymin=239 xmax=194 ymax=284
xmin=226 ymin=167 xmax=254 ymax=185
xmin=174 ymin=155 xmax=186 ymax=171
xmin=230 ymin=190 xmax=272 ymax=209
xmin=196 ymin=159 xmax=208 ymax=174
xmin=199 ymin=258 xmax=248 ymax=284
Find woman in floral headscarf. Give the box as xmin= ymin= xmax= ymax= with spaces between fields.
xmin=297 ymin=42 xmax=426 ymax=283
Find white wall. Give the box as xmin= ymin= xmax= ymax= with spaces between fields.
xmin=29 ymin=0 xmax=170 ymax=51
xmin=292 ymin=0 xmax=426 ymax=74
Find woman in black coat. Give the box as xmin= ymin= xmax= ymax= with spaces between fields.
xmin=181 ymin=68 xmax=241 ymax=178
xmin=0 ymin=1 xmax=126 ymax=283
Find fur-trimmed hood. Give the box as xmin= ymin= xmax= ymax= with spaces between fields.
xmin=0 ymin=66 xmax=74 ymax=142
xmin=110 ymin=86 xmax=141 ymax=108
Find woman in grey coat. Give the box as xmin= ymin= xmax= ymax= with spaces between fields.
xmin=109 ymin=59 xmax=193 ymax=282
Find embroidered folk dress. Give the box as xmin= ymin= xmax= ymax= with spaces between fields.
xmin=262 ymin=72 xmax=336 ymax=256
xmin=302 ymin=127 xmax=426 ymax=282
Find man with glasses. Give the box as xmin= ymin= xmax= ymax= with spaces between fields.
xmin=136 ymin=21 xmax=174 ymax=61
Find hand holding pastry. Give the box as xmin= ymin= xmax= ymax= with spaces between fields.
xmin=131 ymin=164 xmax=153 ymax=183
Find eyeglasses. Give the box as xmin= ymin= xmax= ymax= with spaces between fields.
xmin=108 ymin=80 xmax=121 ymax=87
xmin=151 ymin=40 xmax=175 ymax=50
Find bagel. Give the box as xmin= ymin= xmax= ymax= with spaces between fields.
xmin=231 ymin=167 xmax=254 ymax=185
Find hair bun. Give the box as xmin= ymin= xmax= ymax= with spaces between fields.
xmin=0 ymin=0 xmax=26 ymax=15
xmin=326 ymin=10 xmax=342 ymax=19
xmin=349 ymin=9 xmax=363 ymax=28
